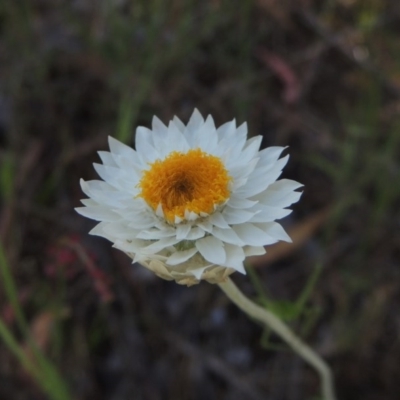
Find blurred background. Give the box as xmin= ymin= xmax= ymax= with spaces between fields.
xmin=1 ymin=0 xmax=400 ymax=399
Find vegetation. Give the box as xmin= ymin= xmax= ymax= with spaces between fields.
xmin=0 ymin=1 xmax=399 ymax=399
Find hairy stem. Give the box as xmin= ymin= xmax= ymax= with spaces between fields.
xmin=218 ymin=278 xmax=336 ymax=400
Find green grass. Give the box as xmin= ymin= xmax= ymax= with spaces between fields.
xmin=0 ymin=244 xmax=71 ymax=400
xmin=0 ymin=0 xmax=399 ymax=398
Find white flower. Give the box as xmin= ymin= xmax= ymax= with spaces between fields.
xmin=76 ymin=109 xmax=302 ymax=286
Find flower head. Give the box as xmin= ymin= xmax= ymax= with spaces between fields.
xmin=76 ymin=109 xmax=302 ymax=286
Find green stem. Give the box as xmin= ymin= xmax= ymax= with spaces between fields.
xmin=218 ymin=278 xmax=336 ymax=400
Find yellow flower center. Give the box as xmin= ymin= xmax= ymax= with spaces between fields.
xmin=138 ymin=149 xmax=231 ymax=222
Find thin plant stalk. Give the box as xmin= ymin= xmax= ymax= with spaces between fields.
xmin=218 ymin=277 xmax=336 ymax=400
xmin=0 ymin=242 xmax=71 ymax=400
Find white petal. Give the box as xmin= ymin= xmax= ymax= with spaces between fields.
xmin=223 ymin=244 xmax=246 ymax=273
xmin=195 ymin=236 xmax=226 ymax=265
xmin=75 ymin=206 xmax=120 ymax=222
xmin=228 ymin=157 xmax=259 ymax=180
xmin=193 ymin=115 xmax=218 ymax=153
xmin=173 ymin=116 xmax=185 ymax=132
xmin=237 ymin=155 xmax=290 ymax=198
xmin=224 ymin=122 xmax=247 ymax=160
xmin=197 ymin=219 xmax=213 ymax=233
xmin=233 ymin=223 xmax=278 ymax=246
xmin=98 ymin=151 xmax=117 ymax=167
xmin=126 ymin=217 xmax=155 ymax=229
xmin=108 ymin=136 xmax=136 ymax=158
xmin=114 ymin=238 xmax=149 ymax=253
xmin=135 ymin=128 xmax=158 ymax=163
xmin=176 ymin=224 xmax=191 ymax=240
xmin=227 ymin=196 xmax=258 ymax=209
xmin=248 ymin=206 xmax=292 ymax=222
xmin=185 ymin=108 xmax=204 ymax=135
xmin=167 ymin=121 xmax=190 ymax=152
xmin=80 ymin=198 xmax=98 ymax=206
xmin=258 ymin=190 xmax=303 ymax=208
xmin=143 ymin=237 xmax=181 ymax=253
xmin=152 ymin=115 xmax=168 ymax=136
xmin=89 ymin=222 xmax=113 ymax=240
xmin=211 ymin=227 xmax=244 ymax=246
xmin=136 ymin=126 xmax=154 ymax=145
xmin=244 ymin=246 xmax=266 ymax=256
xmin=186 ymin=227 xmax=205 ymax=240
xmin=136 ymin=228 xmax=176 ymax=240
xmin=93 ymin=163 xmax=136 ymax=190
xmin=166 ymin=248 xmax=198 ymax=265
xmin=156 ymin=203 xmax=164 ymax=218
xmin=237 ymin=136 xmax=262 ymax=166
xmin=255 ymin=222 xmax=292 ymax=243
xmin=103 ymin=222 xmax=138 ymax=239
xmin=187 ymin=211 xmax=199 ymax=221
xmin=208 ymin=212 xmax=230 ymax=229
xmin=222 ymin=207 xmax=257 ymax=224
xmin=266 ymin=178 xmax=304 ymax=193
xmin=80 ymin=180 xmax=131 ymax=207
xmin=216 ymin=119 xmax=236 ymax=141
xmin=111 ymin=155 xmax=142 ymax=179
xmin=257 ymin=146 xmax=286 ymax=168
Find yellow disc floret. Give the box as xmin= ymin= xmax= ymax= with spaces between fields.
xmin=138 ymin=148 xmax=231 ymax=222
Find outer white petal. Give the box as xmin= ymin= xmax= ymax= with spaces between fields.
xmin=126 ymin=216 xmax=156 ymax=229
xmin=257 ymin=146 xmax=286 ymax=168
xmin=255 ymin=222 xmax=292 ymax=243
xmin=224 ymin=122 xmax=248 ymax=161
xmin=227 ymin=196 xmax=258 ymax=209
xmin=216 ymin=119 xmax=236 ymax=142
xmin=195 ymin=236 xmax=226 ymax=265
xmin=243 ymin=246 xmax=266 ymax=256
xmin=237 ymin=155 xmax=290 ymax=198
xmin=211 ymin=227 xmax=244 ymax=246
xmin=223 ymin=244 xmax=246 ymax=273
xmin=135 ymin=128 xmax=159 ymax=163
xmin=166 ymin=248 xmax=198 ymax=265
xmin=186 ymin=108 xmax=204 ymax=133
xmin=233 ymin=223 xmax=279 ymax=246
xmin=75 ymin=206 xmax=120 ymax=222
xmin=103 ymin=222 xmax=139 ymax=239
xmin=142 ymin=237 xmax=181 ymax=254
xmin=80 ymin=180 xmax=131 ymax=207
xmin=108 ymin=136 xmax=136 ymax=159
xmin=80 ymin=198 xmax=98 ymax=206
xmin=89 ymin=222 xmax=114 ymax=240
xmin=256 ymin=182 xmax=303 ymax=207
xmin=248 ymin=206 xmax=292 ymax=222
xmin=234 ymin=136 xmax=262 ymax=166
xmin=173 ymin=116 xmax=185 ymax=132
xmin=167 ymin=121 xmax=190 ymax=152
xmin=152 ymin=115 xmax=168 ymax=136
xmin=136 ymin=228 xmax=176 ymax=240
xmin=222 ymin=207 xmax=258 ymax=225
xmin=98 ymin=151 xmax=118 ymax=167
xmin=228 ymin=158 xmax=259 ymax=180
xmin=93 ymin=163 xmax=136 ymax=191
xmin=113 ymin=238 xmax=150 ymax=253
xmin=192 ymin=115 xmax=218 ymax=153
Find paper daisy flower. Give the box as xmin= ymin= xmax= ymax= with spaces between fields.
xmin=76 ymin=109 xmax=302 ymax=286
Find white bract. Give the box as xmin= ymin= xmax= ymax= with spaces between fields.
xmin=76 ymin=109 xmax=302 ymax=285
